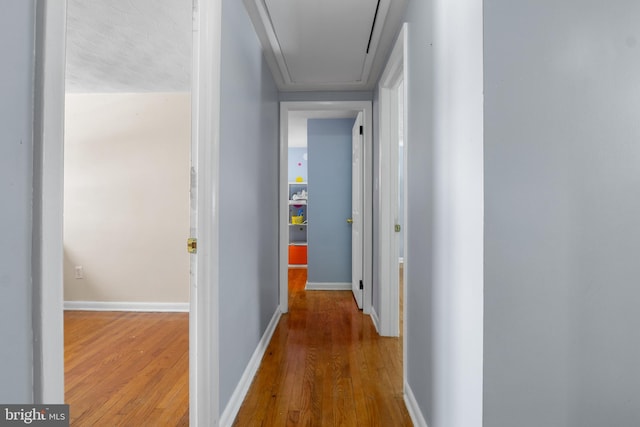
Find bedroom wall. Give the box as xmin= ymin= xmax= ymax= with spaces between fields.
xmin=288 ymin=147 xmax=308 ymax=182
xmin=63 ymin=92 xmax=190 ymax=304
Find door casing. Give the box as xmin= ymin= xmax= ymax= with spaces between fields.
xmin=279 ymin=101 xmax=373 ymax=315
xmin=378 ymin=24 xmax=407 ymax=338
xmin=37 ymin=1 xmax=222 ymax=425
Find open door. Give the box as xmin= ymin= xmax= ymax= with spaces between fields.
xmin=351 ymin=113 xmax=364 ymax=309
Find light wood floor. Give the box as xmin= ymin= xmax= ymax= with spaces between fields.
xmin=64 ymin=311 xmax=189 ymax=426
xmin=232 ymin=268 xmax=412 ymax=426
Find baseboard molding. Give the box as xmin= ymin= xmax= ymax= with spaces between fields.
xmin=370 ymin=306 xmax=381 ymax=334
xmin=63 ymin=301 xmax=189 ymax=312
xmin=404 ymin=380 xmax=429 ymax=427
xmin=220 ymin=308 xmax=282 ymax=427
xmin=305 ymin=281 xmax=351 ymax=291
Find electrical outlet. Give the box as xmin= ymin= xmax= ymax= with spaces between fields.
xmin=74 ymin=266 xmax=84 ymax=279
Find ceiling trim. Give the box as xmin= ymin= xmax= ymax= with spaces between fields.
xmin=250 ymin=0 xmax=293 ymax=86
xmin=359 ymin=0 xmax=391 ymax=86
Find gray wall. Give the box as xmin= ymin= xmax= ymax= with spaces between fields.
xmin=219 ymin=0 xmax=279 ymax=412
xmin=307 ymin=118 xmax=355 ymax=284
xmin=484 ymin=1 xmax=640 ymax=426
xmin=401 ymin=0 xmax=437 ymax=424
xmin=0 ymin=0 xmax=36 ymax=403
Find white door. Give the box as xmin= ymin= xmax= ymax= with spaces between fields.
xmin=351 ymin=113 xmax=364 ymax=308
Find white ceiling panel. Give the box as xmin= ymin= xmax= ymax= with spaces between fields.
xmin=265 ymin=0 xmax=378 ymax=84
xmin=245 ymin=0 xmax=407 ymax=91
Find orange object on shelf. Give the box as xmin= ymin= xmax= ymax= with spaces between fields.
xmin=288 ymin=245 xmax=307 ymax=265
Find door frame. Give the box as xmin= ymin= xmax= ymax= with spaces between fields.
xmin=378 ymin=24 xmax=407 ymax=338
xmin=36 ymin=1 xmax=221 ymax=424
xmin=279 ymin=101 xmax=373 ymax=314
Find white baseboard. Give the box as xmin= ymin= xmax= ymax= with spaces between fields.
xmin=220 ymin=308 xmax=282 ymax=427
xmin=405 ymin=380 xmax=429 ymax=427
xmin=64 ymin=301 xmax=189 ymax=312
xmin=370 ymin=306 xmax=381 ymax=334
xmin=305 ymin=281 xmax=351 ymax=291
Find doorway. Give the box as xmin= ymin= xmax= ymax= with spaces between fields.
xmin=61 ymin=0 xmax=192 ymax=421
xmin=37 ymin=1 xmax=223 ymax=423
xmin=279 ymin=102 xmax=373 ymax=314
xmin=378 ymin=24 xmax=407 ymax=339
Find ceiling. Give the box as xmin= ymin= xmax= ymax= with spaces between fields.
xmin=65 ymin=0 xmax=406 ymax=93
xmin=65 ymin=0 xmax=191 ymax=93
xmin=244 ymin=0 xmax=407 ymax=91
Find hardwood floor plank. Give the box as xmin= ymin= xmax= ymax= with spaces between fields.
xmin=65 ymin=266 xmax=409 ymax=426
xmin=64 ymin=311 xmax=188 ymax=426
xmin=233 ymin=268 xmax=412 ymax=426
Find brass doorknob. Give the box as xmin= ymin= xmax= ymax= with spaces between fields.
xmin=346 ymin=218 xmax=353 ymax=224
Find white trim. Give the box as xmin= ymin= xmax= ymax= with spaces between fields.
xmin=377 ymin=24 xmax=407 ymax=338
xmin=399 ymin=257 xmax=404 ymax=264
xmin=433 ymin=0 xmax=484 ymax=424
xmin=64 ymin=301 xmax=189 ymax=312
xmin=402 ymin=61 xmax=410 ymax=399
xmin=404 ymin=380 xmax=429 ymax=427
xmin=219 ymin=308 xmax=282 ymax=427
xmin=190 ymin=0 xmax=223 ymax=425
xmin=369 ymin=306 xmax=381 ymax=334
xmin=34 ymin=0 xmax=67 ymax=404
xmin=41 ymin=0 xmax=221 ymax=423
xmin=305 ymin=282 xmax=352 ymax=291
xmin=279 ymin=101 xmax=373 ymax=316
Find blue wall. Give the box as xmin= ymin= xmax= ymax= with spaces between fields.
xmin=219 ymin=0 xmax=279 ymax=412
xmin=307 ymin=118 xmax=355 ymax=284
xmin=288 ymin=147 xmax=308 ymax=182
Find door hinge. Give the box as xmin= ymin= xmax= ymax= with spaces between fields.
xmin=395 ymin=224 xmax=401 ymax=233
xmin=359 ymin=279 xmax=363 ymax=290
xmin=359 ymin=125 xmax=363 ymax=135
xmin=187 ymin=238 xmax=197 ymax=254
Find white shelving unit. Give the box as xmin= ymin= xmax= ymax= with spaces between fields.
xmin=288 ymin=182 xmax=307 ymax=266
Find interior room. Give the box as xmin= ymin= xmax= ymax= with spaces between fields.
xmin=61 ymin=0 xmax=191 ymax=423
xmin=7 ymin=0 xmax=640 ymax=426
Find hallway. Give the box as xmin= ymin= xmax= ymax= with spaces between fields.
xmin=233 ymin=269 xmax=412 ymax=426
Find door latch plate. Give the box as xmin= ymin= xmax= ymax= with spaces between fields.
xmin=187 ymin=238 xmax=197 ymax=254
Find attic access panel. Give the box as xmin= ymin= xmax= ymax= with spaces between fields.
xmin=264 ymin=0 xmax=380 ymax=85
